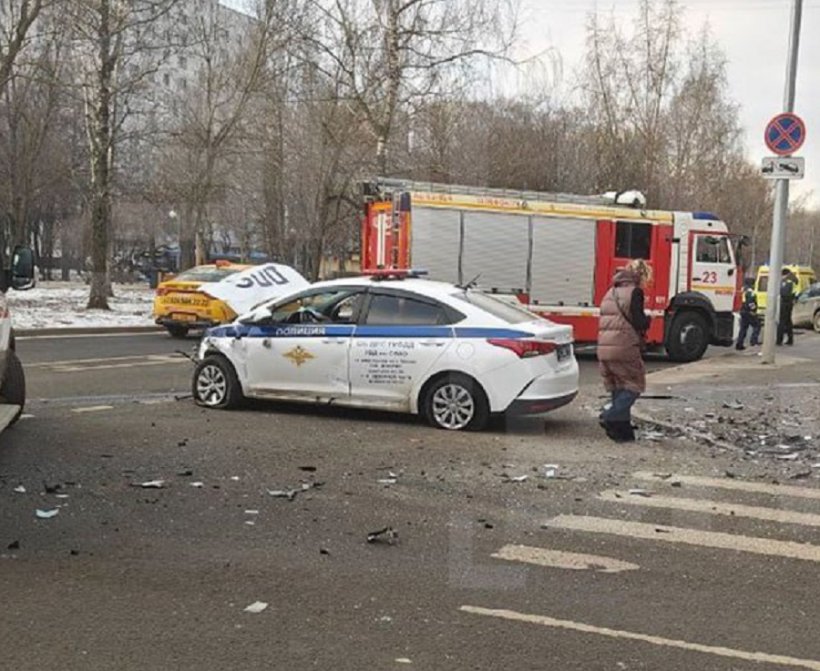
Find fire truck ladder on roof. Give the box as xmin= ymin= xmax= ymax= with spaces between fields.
xmin=364 ymin=177 xmax=646 ymax=209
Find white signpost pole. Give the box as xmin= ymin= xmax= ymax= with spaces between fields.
xmin=761 ymin=0 xmax=803 ymax=365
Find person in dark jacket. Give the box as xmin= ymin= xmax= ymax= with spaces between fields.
xmin=597 ymin=259 xmax=652 ymax=442
xmin=777 ymin=268 xmax=797 ymax=346
xmin=736 ymin=278 xmax=760 ymax=350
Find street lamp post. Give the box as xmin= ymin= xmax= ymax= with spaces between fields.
xmin=761 ymin=0 xmax=803 ymax=364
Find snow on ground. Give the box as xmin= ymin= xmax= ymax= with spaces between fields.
xmin=7 ymin=281 xmax=155 ymax=330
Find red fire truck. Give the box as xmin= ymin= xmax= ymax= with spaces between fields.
xmin=360 ymin=178 xmax=743 ymax=362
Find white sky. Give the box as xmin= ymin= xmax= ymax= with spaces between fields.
xmin=513 ymin=0 xmax=820 ymax=208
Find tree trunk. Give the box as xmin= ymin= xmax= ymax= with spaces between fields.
xmin=86 ymin=0 xmax=114 ymax=310
xmin=179 ymin=204 xmax=196 ymax=270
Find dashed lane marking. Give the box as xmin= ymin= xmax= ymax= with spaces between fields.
xmin=598 ymin=490 xmax=820 ymax=528
xmin=633 ymin=472 xmax=820 ymax=501
xmin=29 ymin=354 xmax=186 ymax=372
xmin=459 ymin=606 xmax=820 ymax=670
xmin=491 ymin=544 xmax=639 ymax=573
xmin=547 ymin=515 xmax=820 ymax=563
xmin=71 ymin=405 xmax=114 ymax=413
xmin=17 ymin=332 xmax=161 ymax=341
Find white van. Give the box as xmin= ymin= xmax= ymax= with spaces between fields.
xmin=0 ymin=247 xmax=36 ymax=431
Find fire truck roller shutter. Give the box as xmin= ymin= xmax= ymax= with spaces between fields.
xmin=410 ymin=208 xmax=461 ymax=283
xmin=461 ymin=212 xmax=530 ymax=294
xmin=530 ymin=217 xmax=596 ymax=307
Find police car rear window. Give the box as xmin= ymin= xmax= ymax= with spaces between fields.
xmin=453 ymin=291 xmax=534 ymax=324
xmin=174 ymin=267 xmax=242 ymax=282
xmin=365 ymin=294 xmax=450 ymax=325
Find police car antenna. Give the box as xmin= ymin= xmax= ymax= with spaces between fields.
xmin=460 ymin=273 xmax=482 ymax=290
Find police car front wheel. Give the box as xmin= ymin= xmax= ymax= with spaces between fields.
xmin=422 ymin=374 xmax=489 ymax=431
xmin=193 ymin=356 xmax=244 ymax=409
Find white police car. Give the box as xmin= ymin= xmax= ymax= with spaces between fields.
xmin=193 ymin=273 xmax=579 ymax=430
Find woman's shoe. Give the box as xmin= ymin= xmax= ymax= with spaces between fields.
xmin=610 ymin=421 xmax=635 ymax=442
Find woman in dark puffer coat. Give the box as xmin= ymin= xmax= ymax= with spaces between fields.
xmin=597 ymin=259 xmax=652 ymax=442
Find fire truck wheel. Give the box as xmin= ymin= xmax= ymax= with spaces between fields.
xmin=193 ymin=355 xmax=244 ymax=409
xmin=422 ymin=373 xmax=489 ymax=431
xmin=0 ymin=352 xmax=25 ymax=425
xmin=666 ymin=312 xmax=709 ymax=362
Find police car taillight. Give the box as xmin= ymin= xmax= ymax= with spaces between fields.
xmin=487 ymin=338 xmax=557 ymax=358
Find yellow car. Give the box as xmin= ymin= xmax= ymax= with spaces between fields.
xmin=153 ymin=261 xmax=251 ymax=337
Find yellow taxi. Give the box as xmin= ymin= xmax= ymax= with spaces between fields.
xmin=153 ymin=261 xmax=251 ymax=337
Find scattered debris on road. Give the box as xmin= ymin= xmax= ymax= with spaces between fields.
xmin=367 ymin=527 xmax=398 ymax=544
xmin=13 ymin=485 xmax=25 ymax=494
xmin=722 ymin=401 xmax=745 ymax=410
xmin=132 ymin=480 xmax=165 ymax=489
xmin=502 ymin=474 xmax=528 ymax=483
xmin=243 ymin=601 xmax=268 ymax=614
xmin=36 ymin=509 xmax=60 ymax=519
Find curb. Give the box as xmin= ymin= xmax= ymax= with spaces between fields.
xmin=16 ymin=325 xmax=165 ymax=337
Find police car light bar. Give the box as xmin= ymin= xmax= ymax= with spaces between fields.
xmin=363 ymin=268 xmax=429 ymax=280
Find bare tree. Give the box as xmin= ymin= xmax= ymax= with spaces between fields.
xmin=155 ymin=0 xmax=295 ymax=270
xmin=301 ymin=0 xmax=518 ymax=175
xmin=64 ymin=0 xmax=185 ymax=308
xmin=0 ymin=0 xmax=53 ymax=89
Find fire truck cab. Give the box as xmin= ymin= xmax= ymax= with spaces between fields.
xmin=361 ymin=179 xmax=741 ymax=362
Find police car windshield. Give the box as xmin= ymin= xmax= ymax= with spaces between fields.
xmin=452 ymin=291 xmax=534 ymax=324
xmin=174 ymin=266 xmax=242 ymax=282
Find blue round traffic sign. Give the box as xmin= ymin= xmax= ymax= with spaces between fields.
xmin=765 ymin=113 xmax=806 ymax=156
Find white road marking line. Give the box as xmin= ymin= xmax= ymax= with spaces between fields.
xmin=548 ymin=515 xmax=820 ymax=563
xmin=71 ymin=405 xmax=114 ymax=413
xmin=30 ymin=354 xmax=186 ymax=372
xmin=459 ymin=606 xmax=820 ymax=670
xmin=633 ymin=471 xmax=820 ymax=501
xmin=28 ymin=354 xmax=155 ymax=368
xmin=598 ymin=490 xmax=820 ymax=528
xmin=18 ymin=332 xmax=160 ymax=341
xmin=491 ymin=544 xmax=639 ymax=573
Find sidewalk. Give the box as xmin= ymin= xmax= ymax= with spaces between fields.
xmin=636 ymin=330 xmax=820 ymax=476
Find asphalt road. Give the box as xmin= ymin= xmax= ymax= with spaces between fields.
xmin=1 ymin=334 xmax=818 ymax=670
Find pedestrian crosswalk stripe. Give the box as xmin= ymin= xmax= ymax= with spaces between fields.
xmin=548 ymin=515 xmax=820 ymax=562
xmin=491 ymin=544 xmax=639 ymax=573
xmin=597 ymin=490 xmax=820 ymax=527
xmin=633 ymin=472 xmax=820 ymax=501
xmin=459 ymin=606 xmax=820 ymax=670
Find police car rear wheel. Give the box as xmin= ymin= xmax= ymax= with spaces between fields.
xmin=423 ymin=374 xmax=489 ymax=431
xmin=813 ymin=311 xmax=820 ymax=333
xmin=193 ymin=356 xmax=243 ymax=409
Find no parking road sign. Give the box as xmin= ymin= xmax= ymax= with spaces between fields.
xmin=765 ymin=113 xmax=806 ymax=156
